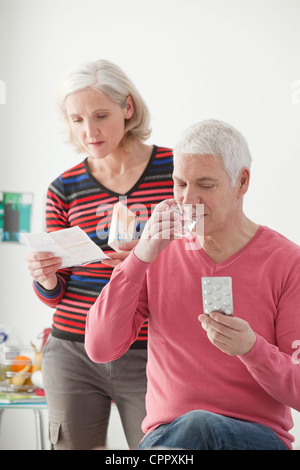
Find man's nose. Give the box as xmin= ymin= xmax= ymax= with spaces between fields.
xmin=182 ymin=187 xmax=202 ymax=205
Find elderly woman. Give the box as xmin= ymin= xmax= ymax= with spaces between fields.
xmin=26 ymin=59 xmax=174 ymax=450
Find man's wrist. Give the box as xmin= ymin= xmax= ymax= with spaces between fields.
xmin=134 ymin=242 xmax=155 ymax=264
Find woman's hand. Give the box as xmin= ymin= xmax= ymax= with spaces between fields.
xmin=26 ymin=251 xmax=62 ymax=290
xmin=101 ymin=240 xmax=139 ymax=268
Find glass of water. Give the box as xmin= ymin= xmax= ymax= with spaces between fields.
xmin=170 ymin=202 xmax=203 ymax=238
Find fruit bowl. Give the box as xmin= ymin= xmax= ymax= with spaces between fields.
xmin=0 ymin=345 xmax=41 ymax=393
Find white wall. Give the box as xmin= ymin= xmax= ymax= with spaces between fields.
xmin=0 ymin=0 xmax=299 ymax=450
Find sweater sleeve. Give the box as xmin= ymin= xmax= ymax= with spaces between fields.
xmin=33 ymin=275 xmax=67 ymax=308
xmin=238 ymin=262 xmax=300 ymax=411
xmin=32 ymin=182 xmax=71 ymax=306
xmin=85 ymin=250 xmax=150 ymax=363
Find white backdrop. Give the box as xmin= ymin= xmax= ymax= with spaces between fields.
xmin=0 ymin=0 xmax=299 ymax=449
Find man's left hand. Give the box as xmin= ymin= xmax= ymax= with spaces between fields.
xmin=198 ymin=312 xmax=257 ymax=356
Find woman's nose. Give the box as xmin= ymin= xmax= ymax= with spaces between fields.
xmin=85 ymin=120 xmax=100 ymax=139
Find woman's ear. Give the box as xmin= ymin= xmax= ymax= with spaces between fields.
xmin=124 ymin=95 xmax=134 ymax=120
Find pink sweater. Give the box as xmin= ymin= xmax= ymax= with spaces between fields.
xmin=85 ymin=226 xmax=300 ymax=449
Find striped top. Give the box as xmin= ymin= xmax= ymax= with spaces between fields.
xmin=33 ymin=145 xmax=174 ymax=344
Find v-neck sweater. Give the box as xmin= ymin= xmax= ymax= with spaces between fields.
xmin=86 ymin=226 xmax=300 ymax=449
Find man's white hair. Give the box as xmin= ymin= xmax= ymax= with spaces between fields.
xmin=173 ymin=119 xmax=252 ymax=185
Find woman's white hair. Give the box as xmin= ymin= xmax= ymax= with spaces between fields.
xmin=173 ymin=119 xmax=252 ymax=185
xmin=55 ymin=59 xmax=151 ymax=152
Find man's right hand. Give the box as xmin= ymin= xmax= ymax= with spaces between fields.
xmin=26 ymin=251 xmax=62 ymax=290
xmin=134 ymin=199 xmax=177 ymax=264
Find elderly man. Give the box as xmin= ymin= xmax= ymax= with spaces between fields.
xmin=85 ymin=119 xmax=300 ymax=450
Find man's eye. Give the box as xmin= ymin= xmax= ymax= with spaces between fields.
xmin=97 ymin=115 xmax=107 ymax=119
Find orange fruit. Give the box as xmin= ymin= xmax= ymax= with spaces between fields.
xmin=11 ymin=355 xmax=32 ymax=373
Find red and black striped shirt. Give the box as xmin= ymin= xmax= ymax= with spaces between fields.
xmin=34 ymin=146 xmax=174 ymax=345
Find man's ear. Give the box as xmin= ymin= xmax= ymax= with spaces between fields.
xmin=237 ymin=167 xmax=250 ymax=198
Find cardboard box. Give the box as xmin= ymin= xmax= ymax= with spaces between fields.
xmin=108 ymin=202 xmax=137 ymax=251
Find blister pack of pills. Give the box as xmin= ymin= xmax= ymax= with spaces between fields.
xmin=201 ymin=277 xmax=233 ymax=315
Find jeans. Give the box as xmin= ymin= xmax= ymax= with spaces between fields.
xmin=139 ymin=410 xmax=289 ymax=450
